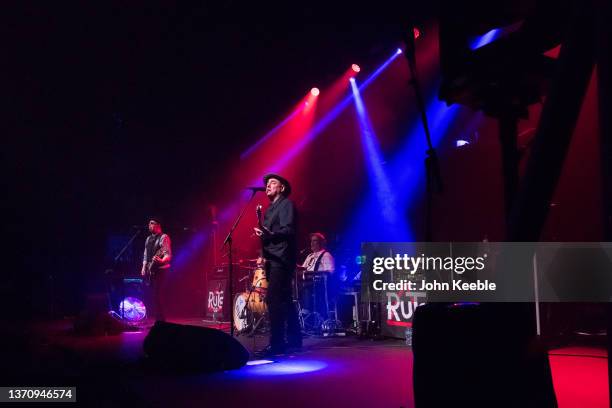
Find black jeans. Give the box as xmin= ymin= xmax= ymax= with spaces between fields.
xmin=150 ymin=268 xmax=168 ymax=321
xmin=266 ymin=262 xmax=301 ymax=350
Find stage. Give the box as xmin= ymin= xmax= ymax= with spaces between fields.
xmin=5 ymin=318 xmax=608 ymax=407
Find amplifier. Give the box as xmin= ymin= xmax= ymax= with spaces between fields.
xmin=206 ymin=278 xmax=229 ymax=321
xmin=210 ymin=263 xmax=252 ymax=291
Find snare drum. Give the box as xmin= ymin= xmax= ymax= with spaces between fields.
xmin=252 ymin=267 xmax=268 ymax=290
xmin=248 ymin=267 xmax=268 ymax=314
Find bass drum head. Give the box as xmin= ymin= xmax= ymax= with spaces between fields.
xmin=233 ymin=293 xmax=249 ymax=332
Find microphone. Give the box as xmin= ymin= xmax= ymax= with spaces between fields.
xmin=245 ymin=186 xmax=266 ymax=192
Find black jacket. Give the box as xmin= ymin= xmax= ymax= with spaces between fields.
xmin=262 ymin=195 xmax=297 ymax=267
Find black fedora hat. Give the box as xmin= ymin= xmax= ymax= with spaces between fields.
xmin=263 ymin=173 xmax=292 ymax=196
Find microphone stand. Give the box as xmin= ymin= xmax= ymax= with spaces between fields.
xmin=403 ymin=25 xmax=444 ymax=241
xmin=223 ymin=190 xmax=259 ymax=337
xmin=113 ymin=227 xmax=142 ymax=320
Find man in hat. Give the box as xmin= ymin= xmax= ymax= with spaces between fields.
xmin=141 ymin=217 xmax=172 ymax=322
xmin=254 ymin=174 xmax=302 ymax=355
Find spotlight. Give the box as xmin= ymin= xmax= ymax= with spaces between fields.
xmin=396 ymin=48 xmax=403 ymax=55
xmin=456 ymin=139 xmax=470 ymax=147
xmin=351 ymin=64 xmax=361 ymax=73
xmin=349 ymin=77 xmax=356 ymax=83
xmin=413 ymin=27 xmax=421 ymax=39
xmin=310 ymin=87 xmax=320 ymax=96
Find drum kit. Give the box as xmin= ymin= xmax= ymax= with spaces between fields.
xmin=233 ymin=263 xmax=269 ymax=334
xmin=230 ymin=258 xmax=345 ymax=336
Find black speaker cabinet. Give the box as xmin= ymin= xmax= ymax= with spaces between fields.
xmin=143 ymin=321 xmax=249 ymax=372
xmin=412 ymin=303 xmax=557 ymax=407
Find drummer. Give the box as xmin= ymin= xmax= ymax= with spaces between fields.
xmin=301 ymin=232 xmax=335 ymax=275
xmin=298 ymin=233 xmax=335 ymax=317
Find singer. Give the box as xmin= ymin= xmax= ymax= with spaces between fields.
xmin=253 ymin=174 xmax=302 ymax=356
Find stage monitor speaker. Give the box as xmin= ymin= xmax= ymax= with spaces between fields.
xmin=143 ymin=321 xmax=249 ymax=372
xmin=412 ymin=303 xmax=557 ymax=408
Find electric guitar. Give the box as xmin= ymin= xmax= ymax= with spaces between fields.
xmin=256 ymin=204 xmax=265 ymax=267
xmin=144 ymin=242 xmax=168 ymax=285
xmin=256 ymin=204 xmax=263 ymax=230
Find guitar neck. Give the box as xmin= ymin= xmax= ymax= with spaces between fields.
xmin=256 ymin=205 xmax=263 ymax=228
xmin=256 ymin=205 xmax=264 ymax=257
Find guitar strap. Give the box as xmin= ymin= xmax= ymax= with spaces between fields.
xmin=313 ymin=250 xmax=328 ymax=272
xmin=154 ymin=234 xmax=164 ymax=252
xmin=147 ymin=234 xmax=165 ymax=262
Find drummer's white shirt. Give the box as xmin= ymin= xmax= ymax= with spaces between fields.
xmin=302 ymin=250 xmax=335 ymax=273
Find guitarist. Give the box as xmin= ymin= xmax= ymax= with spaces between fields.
xmin=254 ymin=174 xmax=302 ymax=356
xmin=141 ymin=217 xmax=172 ymax=322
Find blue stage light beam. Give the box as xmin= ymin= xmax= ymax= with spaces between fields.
xmin=350 ymin=77 xmax=398 ymax=226
xmin=172 ymin=229 xmax=211 ymax=270
xmin=470 ymin=21 xmax=524 ymax=51
xmin=469 ymin=28 xmax=501 ymax=50
xmin=339 ymin=84 xmax=466 ymax=251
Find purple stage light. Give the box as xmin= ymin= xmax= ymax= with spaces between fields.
xmin=456 ymin=139 xmax=470 ymax=147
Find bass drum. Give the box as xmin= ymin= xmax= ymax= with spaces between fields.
xmin=233 ymin=293 xmax=249 ymax=332
xmin=247 ymin=289 xmax=267 ymax=314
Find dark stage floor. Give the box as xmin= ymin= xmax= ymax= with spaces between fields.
xmin=4 ymin=318 xmax=609 ymax=407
